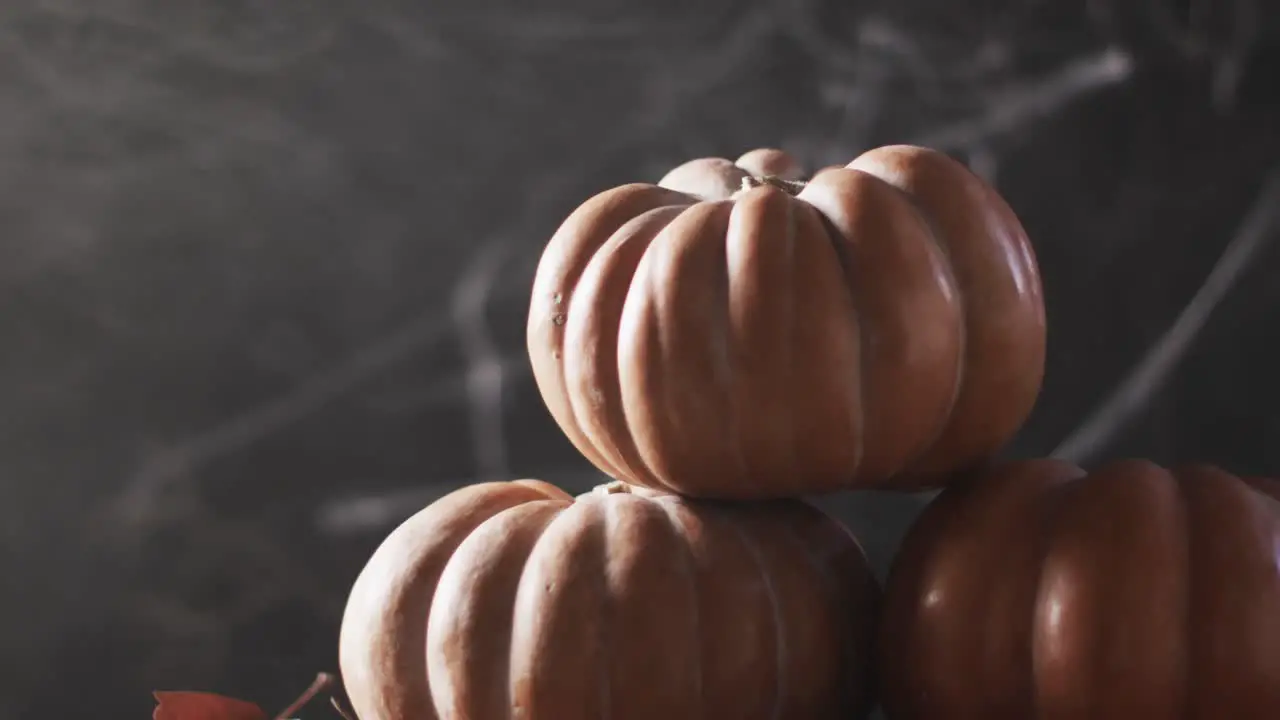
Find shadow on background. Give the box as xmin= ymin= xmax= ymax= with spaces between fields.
xmin=3 ymin=1 xmax=1280 ymax=717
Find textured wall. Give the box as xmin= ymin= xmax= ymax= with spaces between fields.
xmin=4 ymin=1 xmax=1280 ymax=717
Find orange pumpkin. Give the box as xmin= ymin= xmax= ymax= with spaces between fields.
xmin=879 ymin=458 xmax=1280 ymax=718
xmin=339 ymin=478 xmax=879 ymax=720
xmin=527 ymin=145 xmax=1044 ymax=499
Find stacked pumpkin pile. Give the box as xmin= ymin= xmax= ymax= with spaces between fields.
xmin=337 ymin=146 xmax=1280 ymax=719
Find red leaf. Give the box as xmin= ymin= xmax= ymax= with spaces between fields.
xmin=152 ymin=691 xmax=268 ymax=720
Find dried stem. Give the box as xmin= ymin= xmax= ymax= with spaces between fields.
xmin=329 ymin=696 xmax=357 ymax=720
xmin=574 ymin=479 xmax=632 ymax=502
xmin=740 ymin=174 xmax=808 ymax=196
xmin=273 ymin=672 xmax=336 ymax=720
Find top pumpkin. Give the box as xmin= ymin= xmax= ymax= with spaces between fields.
xmin=528 ymin=145 xmax=1045 ymax=500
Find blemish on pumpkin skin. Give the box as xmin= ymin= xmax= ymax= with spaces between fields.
xmin=552 ymin=313 xmax=566 ymax=326
xmin=552 ymin=292 xmax=564 ymax=304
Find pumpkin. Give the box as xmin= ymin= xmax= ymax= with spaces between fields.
xmin=338 ymin=478 xmax=879 ymax=720
xmin=527 ymin=145 xmax=1044 ymax=500
xmin=878 ymin=458 xmax=1280 ymax=719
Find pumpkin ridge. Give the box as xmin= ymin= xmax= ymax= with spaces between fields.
xmin=648 ymin=495 xmax=707 ymax=717
xmin=1033 ymin=460 xmax=1190 ymax=714
xmin=616 ymin=236 xmax=667 ymax=490
xmin=1025 ymin=462 xmax=1087 ymax=715
xmin=424 ymin=500 xmax=563 ymax=717
xmin=708 ymin=200 xmax=741 ymax=489
xmin=798 ymin=168 xmax=962 ymax=489
xmin=658 ymin=157 xmax=749 ymax=200
xmin=619 ymin=201 xmax=736 ymax=495
xmin=537 ymin=188 xmax=625 ymax=479
xmin=722 ymin=187 xmax=794 ymax=496
xmin=598 ymin=499 xmax=613 ymax=720
xmin=878 ymin=181 xmax=969 ymax=481
xmin=781 ymin=194 xmax=864 ymax=495
xmin=853 ymin=147 xmax=1044 ymax=478
xmin=778 ymin=198 xmax=803 ymax=496
xmin=595 ymin=491 xmax=703 ymax=717
xmin=721 ymin=509 xmax=789 ymax=720
xmin=834 ymin=200 xmax=869 ymax=490
xmin=828 ymin=205 xmax=867 ymax=493
xmin=593 ymin=493 xmax=625 ymax=720
xmin=566 ymin=204 xmax=683 ymax=492
xmin=795 ymin=190 xmax=863 ymax=490
xmin=779 ymin=508 xmax=879 ymax=717
xmin=507 ymin=496 xmax=610 ymax=718
xmin=530 ymin=184 xmax=692 ymax=481
xmin=510 ymin=478 xmax=574 ymax=502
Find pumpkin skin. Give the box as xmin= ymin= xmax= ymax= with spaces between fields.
xmin=878 ymin=458 xmax=1280 ymax=719
xmin=527 ymin=145 xmax=1044 ymax=500
xmin=338 ymin=478 xmax=879 ymax=720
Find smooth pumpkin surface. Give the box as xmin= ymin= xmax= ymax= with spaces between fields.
xmin=527 ymin=145 xmax=1044 ymax=499
xmin=339 ymin=479 xmax=879 ymax=720
xmin=879 ymin=458 xmax=1280 ymax=719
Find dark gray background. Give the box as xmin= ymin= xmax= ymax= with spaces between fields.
xmin=4 ymin=1 xmax=1280 ymax=718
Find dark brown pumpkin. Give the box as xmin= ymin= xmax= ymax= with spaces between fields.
xmin=339 ymin=478 xmax=879 ymax=720
xmin=879 ymin=458 xmax=1280 ymax=719
xmin=527 ymin=145 xmax=1044 ymax=500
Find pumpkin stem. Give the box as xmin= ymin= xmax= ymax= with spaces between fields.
xmin=272 ymin=672 xmax=336 ymax=720
xmin=739 ymin=174 xmax=807 ymax=196
xmin=576 ymin=480 xmax=633 ymax=500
